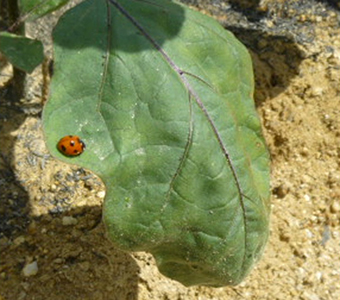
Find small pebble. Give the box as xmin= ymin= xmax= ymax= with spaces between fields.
xmin=302 ymin=291 xmax=320 ymax=300
xmin=62 ymin=216 xmax=78 ymax=226
xmin=53 ymin=258 xmax=63 ymax=264
xmin=330 ymin=201 xmax=340 ymax=213
xmin=304 ymin=194 xmax=311 ymax=201
xmin=97 ymin=191 xmax=106 ymax=198
xmin=13 ymin=236 xmax=26 ymax=246
xmin=300 ymin=147 xmax=309 ymax=156
xmin=22 ymin=261 xmax=38 ymax=277
xmin=274 ymin=184 xmax=290 ymax=198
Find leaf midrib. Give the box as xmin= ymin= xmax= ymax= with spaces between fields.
xmin=105 ymin=0 xmax=248 ymax=277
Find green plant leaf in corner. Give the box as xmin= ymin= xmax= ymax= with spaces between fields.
xmin=0 ymin=32 xmax=43 ymax=73
xmin=19 ymin=0 xmax=71 ymax=20
xmin=42 ymin=0 xmax=271 ymax=287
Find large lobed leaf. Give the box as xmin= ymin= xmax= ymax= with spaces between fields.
xmin=43 ymin=0 xmax=271 ymax=287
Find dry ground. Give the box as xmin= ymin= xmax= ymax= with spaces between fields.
xmin=1 ymin=0 xmax=339 ymax=299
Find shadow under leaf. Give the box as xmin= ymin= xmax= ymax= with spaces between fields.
xmin=53 ymin=0 xmax=185 ymax=53
xmin=227 ymin=26 xmax=305 ymax=107
xmin=0 ymin=206 xmax=140 ymax=299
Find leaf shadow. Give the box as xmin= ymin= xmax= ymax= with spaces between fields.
xmin=316 ymin=0 xmax=340 ymax=10
xmin=0 ymin=83 xmax=30 ymax=241
xmin=53 ymin=0 xmax=185 ymax=53
xmin=227 ymin=0 xmax=265 ymax=22
xmin=227 ymin=26 xmax=305 ymax=107
xmin=0 ymin=204 xmax=141 ymax=299
xmin=0 ymin=78 xmax=140 ymax=300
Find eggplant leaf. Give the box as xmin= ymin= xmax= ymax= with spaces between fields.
xmin=42 ymin=0 xmax=270 ymax=287
xmin=19 ymin=0 xmax=71 ymax=20
xmin=0 ymin=32 xmax=43 ymax=73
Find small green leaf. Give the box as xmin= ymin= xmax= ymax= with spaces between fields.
xmin=0 ymin=32 xmax=44 ymax=73
xmin=19 ymin=0 xmax=71 ymax=20
xmin=43 ymin=0 xmax=270 ymax=287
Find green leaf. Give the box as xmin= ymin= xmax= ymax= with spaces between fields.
xmin=19 ymin=0 xmax=71 ymax=20
xmin=0 ymin=32 xmax=44 ymax=73
xmin=42 ymin=0 xmax=271 ymax=287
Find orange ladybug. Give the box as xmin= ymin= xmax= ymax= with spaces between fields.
xmin=57 ymin=135 xmax=85 ymax=156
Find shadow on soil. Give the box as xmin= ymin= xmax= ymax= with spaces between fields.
xmin=0 ymin=206 xmax=140 ymax=299
xmin=0 ymin=81 xmax=30 ymax=238
xmin=228 ymin=26 xmax=305 ymax=108
xmin=0 ymin=1 xmax=310 ymax=298
xmin=0 ymin=82 xmax=140 ymax=299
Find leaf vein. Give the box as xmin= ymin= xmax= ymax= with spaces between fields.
xmin=108 ymin=0 xmax=248 ymax=271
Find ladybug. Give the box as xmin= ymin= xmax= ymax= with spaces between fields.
xmin=57 ymin=135 xmax=85 ymax=156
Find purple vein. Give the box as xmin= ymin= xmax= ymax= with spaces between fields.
xmin=162 ymin=93 xmax=194 ymax=212
xmin=97 ymin=1 xmax=112 ymax=112
xmin=107 ymin=0 xmax=248 ymax=267
xmin=107 ymin=0 xmax=244 ymax=194
xmin=109 ymin=0 xmax=245 ymax=195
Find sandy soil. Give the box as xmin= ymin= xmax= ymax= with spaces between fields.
xmin=1 ymin=0 xmax=339 ymax=299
